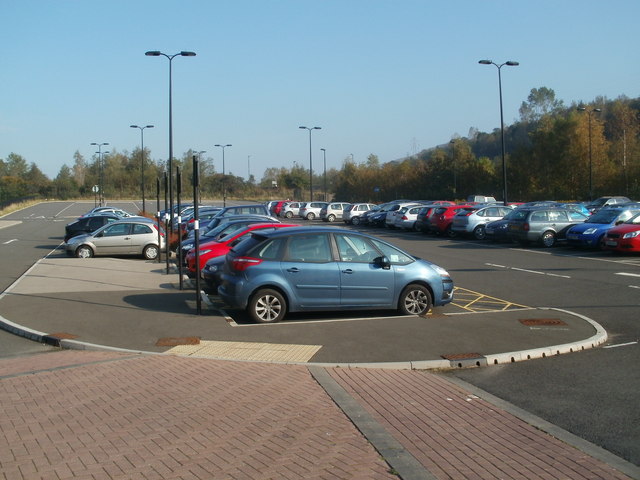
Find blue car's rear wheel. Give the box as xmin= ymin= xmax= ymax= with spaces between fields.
xmin=248 ymin=289 xmax=287 ymax=323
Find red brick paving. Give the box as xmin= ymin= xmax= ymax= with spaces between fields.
xmin=0 ymin=351 xmax=634 ymax=480
xmin=0 ymin=351 xmax=394 ymax=480
xmin=328 ymin=367 xmax=632 ymax=480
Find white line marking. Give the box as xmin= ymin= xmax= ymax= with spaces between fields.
xmin=629 ymin=285 xmax=640 ymax=290
xmin=603 ymin=341 xmax=638 ymax=349
xmin=512 ymin=267 xmax=546 ymax=275
xmin=3 ymin=239 xmax=18 ymax=244
xmin=616 ymin=272 xmax=640 ymax=278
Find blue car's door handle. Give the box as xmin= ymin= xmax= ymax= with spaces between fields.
xmin=286 ymin=267 xmax=300 ymax=273
xmin=341 ymin=269 xmax=353 ymax=274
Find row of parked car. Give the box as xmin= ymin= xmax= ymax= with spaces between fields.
xmin=343 ymin=196 xmax=640 ymax=252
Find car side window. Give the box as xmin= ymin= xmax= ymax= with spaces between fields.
xmin=132 ymin=224 xmax=152 ymax=235
xmin=370 ymin=239 xmax=413 ymax=265
xmin=103 ymin=223 xmax=130 ymax=237
xmin=548 ymin=211 xmax=567 ymax=222
xmin=253 ymin=237 xmax=286 ymax=260
xmin=335 ymin=234 xmax=378 ymax=262
xmin=530 ymin=211 xmax=548 ymax=222
xmin=88 ymin=218 xmax=103 ymax=229
xmin=285 ymin=234 xmax=332 ymax=263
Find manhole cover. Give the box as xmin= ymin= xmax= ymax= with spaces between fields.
xmin=156 ymin=337 xmax=201 ymax=347
xmin=519 ymin=318 xmax=567 ymax=326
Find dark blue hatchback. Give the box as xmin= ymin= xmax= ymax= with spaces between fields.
xmin=219 ymin=227 xmax=454 ymax=323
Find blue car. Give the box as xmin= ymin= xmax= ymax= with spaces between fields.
xmin=566 ymin=206 xmax=640 ymax=249
xmin=218 ymin=227 xmax=454 ymax=323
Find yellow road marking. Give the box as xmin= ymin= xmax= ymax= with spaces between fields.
xmin=451 ymin=287 xmax=529 ymax=312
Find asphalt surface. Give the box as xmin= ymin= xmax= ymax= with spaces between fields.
xmin=1 ymin=249 xmax=639 ymax=479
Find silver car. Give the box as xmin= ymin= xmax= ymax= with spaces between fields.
xmin=320 ymin=202 xmax=351 ymax=222
xmin=65 ymin=218 xmax=165 ymax=259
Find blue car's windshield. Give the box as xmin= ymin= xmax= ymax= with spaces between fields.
xmin=586 ymin=209 xmax=622 ymax=224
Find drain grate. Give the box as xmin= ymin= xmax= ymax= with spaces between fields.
xmin=156 ymin=337 xmax=201 ymax=347
xmin=519 ymin=318 xmax=567 ymax=327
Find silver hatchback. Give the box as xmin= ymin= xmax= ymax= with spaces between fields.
xmin=65 ymin=218 xmax=165 ymax=259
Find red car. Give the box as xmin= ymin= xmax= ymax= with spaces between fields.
xmin=427 ymin=205 xmax=471 ymax=237
xmin=186 ymin=223 xmax=298 ymax=274
xmin=603 ymin=212 xmax=640 ymax=253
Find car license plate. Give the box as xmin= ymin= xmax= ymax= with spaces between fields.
xmin=567 ymin=234 xmax=578 ymax=240
xmin=606 ymin=240 xmax=617 ymax=247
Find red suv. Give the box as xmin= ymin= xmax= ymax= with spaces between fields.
xmin=428 ymin=205 xmax=471 ymax=237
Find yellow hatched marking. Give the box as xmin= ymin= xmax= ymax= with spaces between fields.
xmin=166 ymin=340 xmax=322 ymax=363
xmin=451 ymin=287 xmax=529 ymax=312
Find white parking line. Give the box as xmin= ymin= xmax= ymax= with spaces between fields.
xmin=487 ymin=263 xmax=571 ymax=279
xmin=3 ymin=239 xmax=18 ymax=244
xmin=603 ymin=341 xmax=638 ymax=349
xmin=616 ymin=272 xmax=640 ymax=278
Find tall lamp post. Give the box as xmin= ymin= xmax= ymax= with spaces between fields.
xmin=577 ymin=106 xmax=601 ymax=201
xmin=299 ymin=126 xmax=321 ymax=201
xmin=320 ymin=148 xmax=327 ymax=201
xmin=214 ymin=144 xmax=232 ymax=206
xmin=130 ymin=124 xmax=154 ymax=213
xmin=145 ymin=50 xmax=196 ymax=231
xmin=449 ymin=139 xmax=457 ymax=198
xmin=478 ymin=59 xmax=519 ymax=206
xmin=90 ymin=142 xmax=109 ymax=206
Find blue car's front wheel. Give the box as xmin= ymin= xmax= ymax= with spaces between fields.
xmin=248 ymin=289 xmax=287 ymax=323
xmin=399 ymin=284 xmax=432 ymax=316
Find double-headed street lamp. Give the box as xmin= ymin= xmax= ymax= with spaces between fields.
xmin=145 ymin=50 xmax=196 ymax=230
xmin=299 ymin=126 xmax=321 ymax=201
xmin=214 ymin=144 xmax=232 ymax=206
xmin=90 ymin=142 xmax=109 ymax=206
xmin=130 ymin=125 xmax=154 ymax=213
xmin=479 ymin=59 xmax=519 ymax=206
xmin=577 ymin=106 xmax=601 ymax=201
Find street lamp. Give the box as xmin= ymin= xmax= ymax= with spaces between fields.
xmin=320 ymin=148 xmax=327 ymax=201
xmin=145 ymin=50 xmax=196 ymax=230
xmin=577 ymin=106 xmax=601 ymax=201
xmin=130 ymin=124 xmax=154 ymax=213
xmin=449 ymin=139 xmax=457 ymax=197
xmin=299 ymin=126 xmax=321 ymax=201
xmin=479 ymin=59 xmax=519 ymax=205
xmin=214 ymin=144 xmax=232 ymax=206
xmin=247 ymin=155 xmax=252 ymax=181
xmin=90 ymin=142 xmax=109 ymax=206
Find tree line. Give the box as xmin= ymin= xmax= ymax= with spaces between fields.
xmin=2 ymin=88 xmax=639 ymax=208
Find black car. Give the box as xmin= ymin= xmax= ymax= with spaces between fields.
xmin=64 ymin=214 xmax=120 ymax=242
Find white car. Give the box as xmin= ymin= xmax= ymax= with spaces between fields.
xmin=279 ymin=202 xmax=304 ymax=218
xmin=385 ymin=203 xmax=422 ymax=228
xmin=299 ymin=202 xmax=329 ymax=220
xmin=343 ymin=203 xmax=377 ymax=225
xmin=451 ymin=205 xmax=514 ymax=240
xmin=320 ymin=202 xmax=351 ymax=222
xmin=393 ymin=204 xmax=424 ymax=230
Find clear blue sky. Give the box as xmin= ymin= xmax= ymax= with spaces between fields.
xmin=2 ymin=0 xmax=638 ymax=181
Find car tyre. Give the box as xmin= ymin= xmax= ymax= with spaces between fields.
xmin=143 ymin=244 xmax=160 ymax=260
xmin=285 ymin=211 xmax=293 ymax=218
xmin=351 ymin=216 xmax=361 ymax=226
xmin=445 ymin=225 xmax=456 ymax=238
xmin=327 ymin=214 xmax=336 ymax=222
xmin=473 ymin=225 xmax=486 ymax=240
xmin=75 ymin=245 xmax=94 ymax=258
xmin=306 ymin=212 xmax=315 ymax=220
xmin=540 ymin=231 xmax=556 ymax=248
xmin=248 ymin=289 xmax=287 ymax=323
xmin=399 ymin=284 xmax=432 ymax=316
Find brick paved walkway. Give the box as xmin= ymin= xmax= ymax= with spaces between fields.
xmin=0 ymin=351 xmax=393 ymax=480
xmin=0 ymin=351 xmax=635 ymax=480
